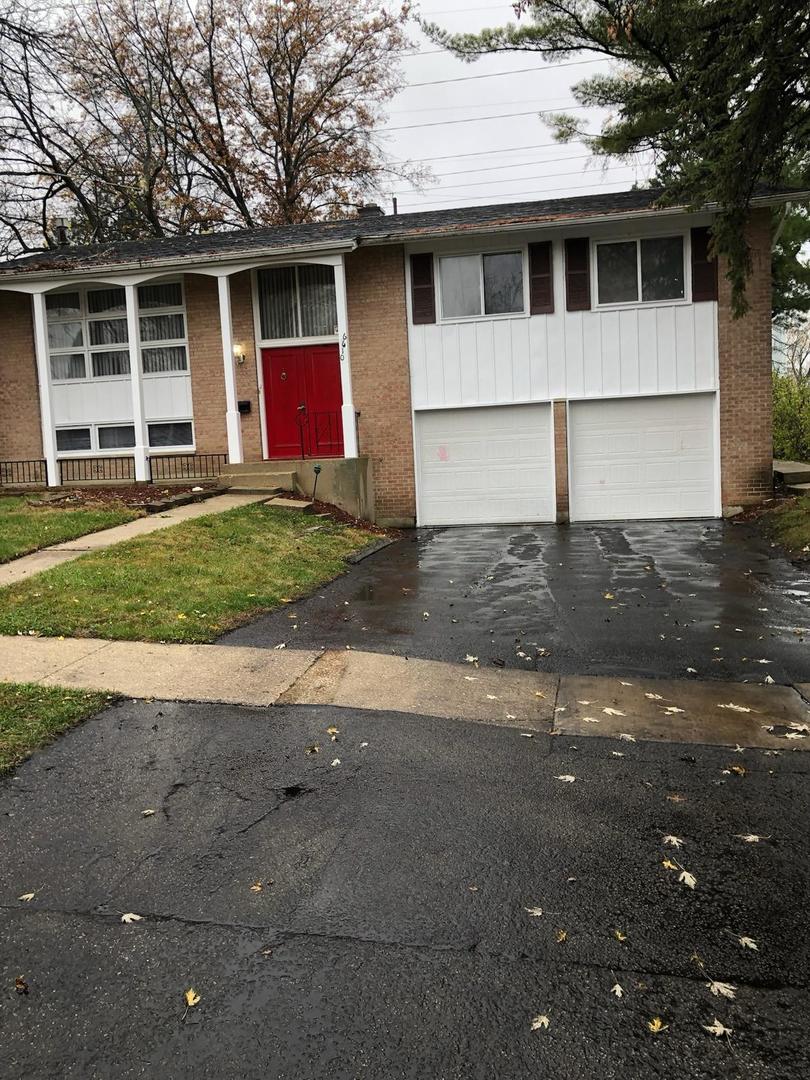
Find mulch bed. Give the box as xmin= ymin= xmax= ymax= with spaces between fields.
xmin=274 ymin=491 xmax=402 ymax=537
xmin=27 ymin=484 xmax=218 ymax=510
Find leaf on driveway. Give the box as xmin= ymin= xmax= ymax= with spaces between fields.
xmin=184 ymin=988 xmax=201 ymax=1007
xmin=17 ymin=892 xmax=35 ymax=902
xmin=583 ymin=717 xmax=600 ymax=724
xmin=15 ymin=976 xmax=29 ymax=995
xmin=464 ymin=655 xmax=478 ymax=664
xmin=613 ymin=929 xmax=627 ymax=942
xmin=686 ymin=667 xmax=697 ymax=674
xmin=603 ymin=707 xmax=625 ymax=716
xmin=734 ymin=833 xmax=769 ymax=843
xmin=661 ymin=706 xmax=685 ymax=715
xmin=704 ymin=1018 xmax=732 ymax=1037
xmin=661 ymin=859 xmax=678 ymax=871
xmin=304 ymin=743 xmax=320 ymax=755
xmin=273 ymin=642 xmax=287 ymax=650
xmin=141 ymin=809 xmax=155 ymax=817
xmin=531 ymin=1014 xmax=550 ymax=1031
xmin=679 ymin=869 xmax=697 ymax=890
xmin=331 ymin=758 xmax=341 ymax=767
xmin=121 ymin=912 xmax=143 ymax=923
xmin=739 ymin=936 xmax=758 ymax=950
xmin=326 ymin=726 xmax=339 ymax=740
xmin=524 ymin=906 xmax=544 ymax=917
xmin=618 ymin=733 xmax=636 ymax=742
xmin=422 ymin=611 xmax=430 ymax=620
xmin=663 ymin=835 xmax=684 ymax=848
xmin=554 ymin=775 xmax=576 ymax=783
xmin=647 ymin=1017 xmax=668 ymax=1033
xmin=706 ymin=980 xmax=736 ymax=999
xmin=645 ymin=692 xmax=665 ymax=700
xmin=619 ymin=681 xmax=633 ymax=686
xmin=718 ymin=702 xmax=754 ymax=713
xmin=784 ymin=731 xmax=807 ymax=740
xmin=603 ymin=592 xmax=615 ymax=600
xmin=611 ymin=751 xmax=625 ymax=757
xmin=519 ymin=732 xmax=534 ymax=738
xmin=577 ymin=700 xmax=594 ymax=705
xmin=555 ymin=929 xmax=568 ymax=943
xmin=611 ymin=983 xmax=624 ymax=998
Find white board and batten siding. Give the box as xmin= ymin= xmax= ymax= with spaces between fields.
xmin=52 ymin=373 xmax=193 ymax=427
xmin=406 ymin=221 xmax=720 ymax=526
xmin=415 ymin=403 xmax=555 ymax=527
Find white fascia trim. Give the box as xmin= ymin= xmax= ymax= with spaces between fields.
xmin=0 ymin=239 xmax=359 ymax=290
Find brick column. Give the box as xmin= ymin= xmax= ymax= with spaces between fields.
xmin=717 ymin=209 xmax=773 ymax=508
xmin=553 ymin=400 xmax=569 ymax=522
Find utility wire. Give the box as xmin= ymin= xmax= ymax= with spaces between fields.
xmin=403 ymin=57 xmax=607 ymax=88
xmin=392 ymin=162 xmax=637 ymax=194
xmin=395 ymin=178 xmax=640 ymax=208
xmin=382 ymin=104 xmax=589 ymax=133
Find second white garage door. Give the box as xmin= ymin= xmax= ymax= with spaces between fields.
xmin=415 ymin=403 xmax=555 ymax=526
xmin=568 ymin=393 xmax=717 ymax=522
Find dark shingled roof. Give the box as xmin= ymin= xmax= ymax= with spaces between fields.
xmin=0 ymin=186 xmax=794 ymax=276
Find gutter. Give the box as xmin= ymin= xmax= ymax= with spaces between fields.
xmin=0 ymin=237 xmax=359 ymax=287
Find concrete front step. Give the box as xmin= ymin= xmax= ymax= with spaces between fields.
xmin=220 ymin=470 xmax=294 ymax=493
xmin=224 ymin=462 xmax=299 ymax=476
xmin=774 ymin=459 xmax=810 ymax=485
xmin=266 ymin=497 xmax=313 ymax=512
xmin=786 ymin=483 xmax=810 ymax=496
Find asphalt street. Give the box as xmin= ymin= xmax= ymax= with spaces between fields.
xmin=1 ymin=697 xmax=808 ymax=1078
xmin=222 ymin=521 xmax=810 ymax=684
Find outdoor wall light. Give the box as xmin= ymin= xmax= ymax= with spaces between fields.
xmin=232 ymin=342 xmax=246 ymax=365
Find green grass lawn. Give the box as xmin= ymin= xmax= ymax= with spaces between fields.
xmin=0 ymin=682 xmax=113 ymax=773
xmin=0 ymin=503 xmax=372 ymax=642
xmin=761 ymin=495 xmax=810 ymax=557
xmin=0 ymin=495 xmax=140 ymax=563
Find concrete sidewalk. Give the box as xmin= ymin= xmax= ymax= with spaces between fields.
xmin=0 ymin=493 xmax=266 ymax=588
xmin=1 ymin=634 xmax=808 ymax=748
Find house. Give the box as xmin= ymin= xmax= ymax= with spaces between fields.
xmin=0 ymin=188 xmax=788 ymax=527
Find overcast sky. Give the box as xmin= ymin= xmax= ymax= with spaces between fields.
xmin=378 ymin=3 xmax=654 ymax=214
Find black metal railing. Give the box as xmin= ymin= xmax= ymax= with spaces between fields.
xmin=296 ymin=410 xmax=343 ymax=458
xmin=0 ymin=459 xmax=47 ymax=485
xmin=148 ymin=453 xmax=229 ymax=481
xmin=59 ymin=456 xmax=136 ymax=483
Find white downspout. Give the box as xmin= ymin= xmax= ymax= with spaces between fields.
xmin=30 ymin=291 xmax=60 ymax=487
xmin=333 ymin=255 xmax=358 ymax=457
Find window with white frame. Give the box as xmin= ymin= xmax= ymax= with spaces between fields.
xmin=46 ymin=287 xmax=130 ymax=382
xmin=257 ymin=264 xmax=338 ymax=341
xmin=596 ymin=236 xmax=685 ymax=305
xmin=54 ymin=419 xmax=194 ymax=454
xmin=138 ymin=281 xmax=188 ymax=373
xmin=439 ymin=251 xmax=524 ymax=319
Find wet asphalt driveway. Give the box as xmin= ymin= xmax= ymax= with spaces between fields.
xmin=224 ymin=520 xmax=810 ymax=684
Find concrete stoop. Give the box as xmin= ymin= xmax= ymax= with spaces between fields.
xmin=220 ymin=465 xmax=296 ymax=495
xmin=774 ymin=459 xmax=810 ymax=493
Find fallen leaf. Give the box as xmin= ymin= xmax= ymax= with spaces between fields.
xmin=613 ymin=929 xmax=627 ymax=942
xmin=524 ymin=906 xmax=544 ymax=917
xmin=734 ymin=833 xmax=769 ymax=843
xmin=464 ymin=655 xmax=478 ymax=664
xmin=17 ymin=892 xmax=35 ymax=902
xmin=662 ymin=706 xmax=685 ymax=715
xmin=784 ymin=731 xmax=807 ymax=740
xmin=618 ymin=733 xmax=636 ymax=742
xmin=184 ymin=988 xmax=201 ymax=1007
xmin=706 ymin=980 xmax=736 ymax=1000
xmin=666 ymin=794 xmax=686 ymax=803
xmin=577 ymin=700 xmax=594 ymax=705
xmin=647 ymin=1016 xmax=668 ymax=1033
xmin=331 ymin=758 xmax=341 ymax=767
xmin=611 ymin=982 xmax=624 ymax=998
xmin=555 ymin=929 xmax=568 ymax=943
xmin=533 ymin=691 xmax=546 ymax=699
xmin=141 ymin=809 xmax=155 ymax=817
xmin=739 ymin=936 xmax=758 ymax=950
xmin=645 ymin=692 xmax=665 ymax=701
xmin=686 ymin=667 xmax=697 ymax=674
xmin=603 ymin=592 xmax=615 ymax=600
xmin=619 ymin=681 xmax=633 ymax=686
xmin=422 ymin=611 xmax=430 ymax=620
xmin=273 ymin=642 xmax=287 ymax=650
xmin=15 ymin=975 xmax=29 ymax=995
xmin=663 ymin=835 xmax=684 ymax=848
xmin=583 ymin=717 xmax=600 ymax=724
xmin=531 ymin=1014 xmax=550 ymax=1031
xmin=661 ymin=859 xmax=678 ymax=871
xmin=554 ymin=775 xmax=576 ymax=783
xmin=304 ymin=743 xmax=320 ymax=755
xmin=250 ymin=881 xmax=263 ymax=893
xmin=121 ymin=912 xmax=143 ymax=923
xmin=326 ymin=725 xmax=339 ymax=739
xmin=679 ymin=869 xmax=697 ymax=889
xmin=611 ymin=751 xmax=625 ymax=757
xmin=788 ymin=722 xmax=810 ymax=733
xmin=704 ymin=1018 xmax=732 ymax=1037
xmin=729 ymin=765 xmax=746 ymax=776
xmin=764 ymin=675 xmax=775 ymax=684
xmin=359 ymin=741 xmax=369 ymax=748
xmin=486 ymin=694 xmax=498 ymax=700
xmin=603 ymin=707 xmax=625 ymax=716
xmin=519 ymin=732 xmax=534 ymax=738
xmin=463 ymin=675 xmax=478 ymax=681
xmin=718 ymin=702 xmax=753 ymax=713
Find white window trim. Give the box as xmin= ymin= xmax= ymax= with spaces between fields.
xmin=55 ymin=415 xmax=196 ymax=457
xmin=255 ymin=264 xmax=339 ymax=346
xmin=592 ymin=233 xmax=691 ymax=310
xmin=139 ymin=281 xmax=189 ymax=375
xmin=436 ymin=248 xmax=529 ymax=324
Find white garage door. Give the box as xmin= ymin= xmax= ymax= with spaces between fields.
xmin=568 ymin=393 xmax=717 ymax=521
xmin=415 ymin=404 xmax=555 ymax=526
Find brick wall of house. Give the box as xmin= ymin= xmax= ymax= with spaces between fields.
xmin=345 ymin=245 xmax=416 ymax=526
xmin=717 ymin=209 xmax=773 ymax=508
xmin=0 ymin=291 xmax=43 ymax=461
xmin=184 ymin=272 xmax=262 ymax=461
xmin=553 ymin=401 xmax=569 ymax=521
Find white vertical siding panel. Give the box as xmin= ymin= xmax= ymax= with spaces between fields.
xmin=441 ymin=322 xmax=462 ymax=406
xmin=458 ymin=322 xmax=479 ymax=403
xmin=510 ymin=318 xmax=531 ymax=401
xmin=143 ymin=375 xmax=193 ymax=420
xmin=407 ymin=326 xmax=425 ymax=408
xmin=674 ymin=305 xmax=696 ymax=390
xmin=619 ymin=309 xmax=640 ymax=394
xmin=637 ymin=308 xmax=659 ymax=394
xmin=693 ymin=302 xmax=718 ymax=388
xmin=476 ymin=320 xmax=497 ymax=402
xmin=582 ymin=313 xmax=604 ymax=397
xmin=492 ymin=319 xmax=514 ymax=401
xmin=546 ymin=309 xmax=565 ymax=397
xmin=656 ymin=306 xmax=677 ymax=393
xmin=424 ymin=325 xmax=445 ymax=406
xmin=528 ymin=316 xmax=550 ymax=400
xmin=52 ymin=380 xmax=133 ymax=426
xmin=563 ymin=313 xmax=585 ymax=397
xmin=600 ymin=311 xmax=621 ymax=397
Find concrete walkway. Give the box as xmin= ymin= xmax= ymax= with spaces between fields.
xmin=0 ymin=493 xmax=266 ymax=588
xmin=1 ymin=635 xmax=808 ymax=749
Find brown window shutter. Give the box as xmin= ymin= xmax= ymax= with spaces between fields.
xmin=564 ymin=237 xmax=591 ymax=311
xmin=410 ymin=253 xmax=436 ymax=324
xmin=528 ymin=241 xmax=554 ymax=314
xmin=691 ymin=227 xmax=718 ymax=301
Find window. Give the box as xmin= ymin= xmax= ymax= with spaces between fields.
xmin=137 ymin=282 xmax=187 ymax=373
xmin=596 ymin=236 xmax=685 ymax=305
xmin=98 ymin=425 xmax=135 ymax=449
xmin=148 ymin=421 xmax=193 ymax=447
xmin=92 ymin=351 xmax=130 ymax=378
xmin=257 ymin=264 xmax=338 ymax=340
xmin=56 ymin=427 xmax=91 ymax=452
xmin=50 ymin=353 xmax=86 ymax=380
xmin=439 ymin=252 xmax=524 ymax=319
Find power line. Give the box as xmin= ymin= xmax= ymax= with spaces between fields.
xmin=392 ymin=162 xmax=638 ymax=195
xmin=390 ymin=96 xmax=576 ymax=116
xmin=430 ymin=150 xmax=601 ymax=178
xmin=395 ymin=178 xmax=638 ymax=208
xmin=389 ymin=140 xmax=650 ymax=166
xmin=403 ymin=57 xmax=606 ymax=89
xmin=382 ymin=104 xmax=590 ymax=133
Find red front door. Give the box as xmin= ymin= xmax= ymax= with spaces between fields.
xmin=262 ymin=343 xmax=344 ymax=459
